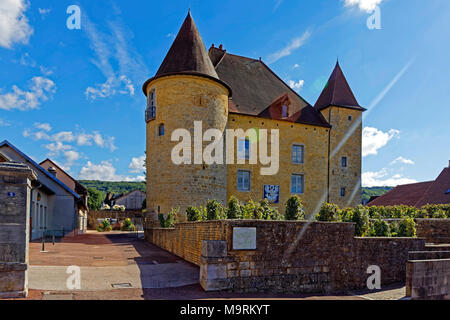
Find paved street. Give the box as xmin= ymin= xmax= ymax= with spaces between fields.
xmin=22 ymin=231 xmax=406 ymax=300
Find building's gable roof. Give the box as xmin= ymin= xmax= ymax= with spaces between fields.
xmin=209 ymin=47 xmax=330 ymax=127
xmin=142 ymin=11 xmax=231 ymax=96
xmin=40 ymin=158 xmax=87 ymax=194
xmin=416 ymin=168 xmax=450 ymax=207
xmin=367 ymin=181 xmax=434 ymax=207
xmin=368 ymin=167 xmax=450 ymax=207
xmin=0 ymin=140 xmax=80 ymax=200
xmin=314 ymin=61 xmax=365 ymax=112
xmin=114 ymin=189 xmax=146 ymax=202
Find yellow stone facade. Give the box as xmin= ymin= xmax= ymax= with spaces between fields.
xmin=145 ymin=75 xmax=229 ymax=217
xmin=320 ymin=106 xmax=362 ymax=208
xmin=145 ymin=76 xmax=362 ymax=217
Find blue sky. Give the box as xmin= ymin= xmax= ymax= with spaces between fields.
xmin=0 ymin=0 xmax=449 ymax=186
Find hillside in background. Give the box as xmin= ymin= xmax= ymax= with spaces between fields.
xmin=80 ymin=181 xmax=390 ymax=205
xmin=79 ymin=180 xmax=146 ymax=196
xmin=362 ymin=187 xmax=393 ymax=203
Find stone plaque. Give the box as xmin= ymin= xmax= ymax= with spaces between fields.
xmin=233 ymin=227 xmax=256 ymax=250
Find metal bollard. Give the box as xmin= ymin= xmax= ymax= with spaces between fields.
xmin=52 ymin=231 xmax=55 ymax=246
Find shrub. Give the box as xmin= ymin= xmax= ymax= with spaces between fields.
xmin=347 ymin=206 xmax=370 ymax=237
xmin=432 ymin=209 xmax=447 ymax=219
xmin=259 ymin=199 xmax=282 ymax=220
xmin=285 ymin=196 xmax=305 ymax=221
xmin=369 ymin=219 xmax=390 ymax=237
xmin=240 ymin=200 xmax=262 ymax=220
xmin=226 ymin=197 xmax=242 ymax=219
xmin=113 ymin=204 xmax=126 ymax=211
xmin=100 ymin=204 xmax=111 ymax=211
xmin=158 ymin=208 xmax=179 ymax=228
xmin=316 ymin=203 xmax=340 ymax=222
xmin=101 ymin=219 xmax=111 ymax=229
xmin=206 ymin=200 xmax=225 ymax=220
xmin=397 ymin=217 xmax=416 ymax=237
xmin=415 ymin=209 xmax=429 ymax=219
xmin=186 ymin=206 xmax=204 ymax=222
xmin=121 ymin=218 xmax=136 ymax=231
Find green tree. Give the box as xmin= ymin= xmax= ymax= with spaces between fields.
xmin=87 ymin=188 xmax=103 ymax=211
xmin=285 ymin=195 xmax=305 ymax=220
xmin=206 ymin=200 xmax=225 ymax=220
xmin=226 ymin=196 xmax=242 ymax=219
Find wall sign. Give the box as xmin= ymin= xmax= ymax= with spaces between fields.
xmin=233 ymin=227 xmax=256 ymax=250
xmin=7 ymin=192 xmax=16 ymax=198
xmin=263 ymin=185 xmax=280 ymax=204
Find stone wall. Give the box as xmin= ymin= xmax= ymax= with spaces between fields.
xmin=0 ymin=163 xmax=36 ymax=298
xmin=145 ymin=220 xmax=425 ymax=293
xmin=406 ymin=259 xmax=450 ymax=300
xmin=145 ymin=221 xmax=226 ymax=266
xmin=416 ymin=219 xmax=450 ymax=244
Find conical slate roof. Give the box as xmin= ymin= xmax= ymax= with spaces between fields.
xmin=143 ymin=11 xmax=230 ymax=95
xmin=314 ymin=61 xmax=365 ymax=111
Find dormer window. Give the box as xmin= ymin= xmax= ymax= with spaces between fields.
xmin=282 ymin=105 xmax=288 ymax=118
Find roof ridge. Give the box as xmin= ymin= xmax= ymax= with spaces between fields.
xmin=0 ymin=140 xmax=80 ymax=200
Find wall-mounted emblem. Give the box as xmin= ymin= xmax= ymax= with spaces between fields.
xmin=263 ymin=185 xmax=279 ymax=204
xmin=7 ymin=192 xmax=16 ymax=198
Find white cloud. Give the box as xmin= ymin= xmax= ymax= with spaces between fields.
xmin=0 ymin=0 xmax=33 ymax=48
xmin=288 ymin=79 xmax=305 ymax=91
xmin=83 ymin=15 xmax=148 ymax=100
xmin=0 ymin=77 xmax=56 ymax=111
xmin=34 ymin=122 xmax=51 ymax=132
xmin=273 ymin=0 xmax=283 ymax=11
xmin=391 ymin=156 xmax=415 ymax=165
xmin=44 ymin=142 xmax=72 ymax=157
xmin=292 ymin=64 xmax=300 ymax=69
xmin=78 ymin=161 xmax=144 ymax=182
xmin=362 ymin=168 xmax=417 ymax=187
xmin=85 ymin=75 xmax=135 ymax=100
xmin=24 ymin=123 xmax=117 ymax=152
xmin=362 ymin=127 xmax=399 ymax=157
xmin=267 ymin=30 xmax=311 ymax=64
xmin=129 ymin=155 xmax=145 ymax=173
xmin=64 ymin=150 xmax=80 ymax=163
xmin=344 ymin=0 xmax=383 ymax=13
xmin=0 ymin=119 xmax=10 ymax=127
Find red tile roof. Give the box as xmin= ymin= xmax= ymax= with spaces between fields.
xmin=314 ymin=61 xmax=365 ymax=112
xmin=367 ymin=167 xmax=450 ymax=207
xmin=142 ymin=11 xmax=231 ymax=96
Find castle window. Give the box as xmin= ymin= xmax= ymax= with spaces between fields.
xmin=291 ymin=174 xmax=304 ymax=194
xmin=282 ymin=105 xmax=288 ymax=118
xmin=146 ymin=90 xmax=156 ymax=121
xmin=341 ymin=157 xmax=347 ymax=168
xmin=237 ymin=138 xmax=250 ymax=160
xmin=348 ymin=115 xmax=352 ymax=121
xmin=158 ymin=124 xmax=165 ymax=136
xmin=292 ymin=145 xmax=304 ymax=164
xmin=341 ymin=188 xmax=346 ymax=197
xmin=237 ymin=170 xmax=251 ymax=191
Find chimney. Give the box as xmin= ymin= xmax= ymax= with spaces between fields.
xmin=48 ymin=167 xmax=57 ymax=177
xmin=219 ymin=44 xmax=223 ymax=50
xmin=448 ymin=160 xmax=450 ymax=168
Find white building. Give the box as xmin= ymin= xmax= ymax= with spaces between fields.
xmin=0 ymin=140 xmax=87 ymax=240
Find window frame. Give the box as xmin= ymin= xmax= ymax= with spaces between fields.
xmin=282 ymin=105 xmax=288 ymax=118
xmin=237 ymin=170 xmax=251 ymax=192
xmin=292 ymin=144 xmax=305 ymax=164
xmin=341 ymin=156 xmax=348 ymax=168
xmin=291 ymin=174 xmax=305 ymax=194
xmin=237 ymin=138 xmax=251 ymax=160
xmin=158 ymin=123 xmax=165 ymax=136
xmin=341 ymin=187 xmax=346 ymax=197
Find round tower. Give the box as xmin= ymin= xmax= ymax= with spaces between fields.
xmin=142 ymin=11 xmax=231 ymax=219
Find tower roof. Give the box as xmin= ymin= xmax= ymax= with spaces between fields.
xmin=314 ymin=61 xmax=365 ymax=111
xmin=142 ymin=11 xmax=231 ymax=96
